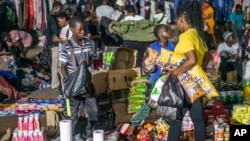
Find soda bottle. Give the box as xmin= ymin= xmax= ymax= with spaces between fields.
xmin=12 ymin=132 xmax=18 ymax=141
xmin=17 ymin=117 xmax=23 ymax=131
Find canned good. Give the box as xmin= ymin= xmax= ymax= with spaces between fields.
xmin=224 ymin=131 xmax=230 ymax=138
xmin=224 ymin=137 xmax=230 ymax=141
xmin=228 ymin=91 xmax=235 ymax=104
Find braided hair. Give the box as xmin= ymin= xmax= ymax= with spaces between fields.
xmin=176 ymin=0 xmax=205 ymax=42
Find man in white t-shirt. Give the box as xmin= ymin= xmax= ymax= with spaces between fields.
xmin=218 ymin=31 xmax=243 ymax=82
xmin=121 ymin=6 xmax=144 ymax=22
xmin=95 ymin=0 xmax=115 ymax=19
xmin=111 ymin=0 xmax=126 ymax=21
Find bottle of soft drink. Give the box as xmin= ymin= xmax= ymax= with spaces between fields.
xmin=28 ymin=115 xmax=34 ymax=131
xmin=17 ymin=131 xmax=23 ymax=141
xmin=23 ymin=116 xmax=29 ymax=132
xmin=12 ymin=132 xmax=18 ymax=141
xmin=38 ymin=131 xmax=44 ymax=141
xmin=33 ymin=132 xmax=38 ymax=141
xmin=34 ymin=114 xmax=40 ymax=132
xmin=23 ymin=131 xmax=28 ymax=141
xmin=17 ymin=117 xmax=23 ymax=131
xmin=28 ymin=131 xmax=33 ymax=141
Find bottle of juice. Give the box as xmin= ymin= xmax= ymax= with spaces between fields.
xmin=243 ymin=80 xmax=250 ymax=102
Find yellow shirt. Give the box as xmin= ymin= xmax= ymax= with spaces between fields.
xmin=174 ymin=28 xmax=208 ymax=66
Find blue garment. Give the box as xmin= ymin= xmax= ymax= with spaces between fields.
xmin=0 ymin=71 xmax=18 ymax=79
xmin=148 ymin=40 xmax=175 ymax=83
xmin=214 ymin=0 xmax=234 ymax=21
xmin=230 ymin=12 xmax=244 ymax=29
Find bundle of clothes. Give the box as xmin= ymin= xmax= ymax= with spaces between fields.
xmin=0 ymin=56 xmax=51 ymax=102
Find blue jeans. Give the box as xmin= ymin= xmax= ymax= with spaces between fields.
xmin=167 ymin=99 xmax=206 ymax=141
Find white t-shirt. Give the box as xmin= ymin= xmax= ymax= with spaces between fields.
xmin=218 ymin=42 xmax=240 ymax=62
xmin=111 ymin=10 xmax=127 ymax=21
xmin=96 ymin=5 xmax=115 ymax=19
xmin=121 ymin=15 xmax=144 ymax=22
xmin=60 ymin=25 xmax=72 ymax=40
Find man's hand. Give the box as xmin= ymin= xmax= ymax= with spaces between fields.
xmin=52 ymin=36 xmax=61 ymax=43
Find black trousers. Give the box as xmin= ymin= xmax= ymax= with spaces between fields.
xmin=167 ymin=99 xmax=206 ymax=141
xmin=219 ymin=59 xmax=243 ymax=82
xmin=70 ymin=96 xmax=98 ymax=136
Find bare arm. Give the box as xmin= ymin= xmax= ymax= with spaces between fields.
xmin=202 ymin=52 xmax=210 ymax=69
xmin=172 ymin=50 xmax=197 ymax=76
xmin=61 ymin=64 xmax=68 ymax=79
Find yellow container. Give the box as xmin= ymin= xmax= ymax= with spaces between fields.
xmin=244 ymin=113 xmax=250 ymax=120
xmin=241 ymin=119 xmax=250 ymax=125
xmin=243 ymin=81 xmax=250 ymax=101
xmin=232 ymin=112 xmax=245 ymax=119
xmin=234 ymin=105 xmax=248 ymax=113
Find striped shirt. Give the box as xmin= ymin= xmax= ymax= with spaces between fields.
xmin=59 ymin=37 xmax=92 ymax=73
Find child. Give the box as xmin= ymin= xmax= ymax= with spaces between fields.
xmin=128 ymin=24 xmax=175 ymax=135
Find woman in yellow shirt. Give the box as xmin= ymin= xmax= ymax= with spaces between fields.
xmin=203 ymin=0 xmax=217 ymax=48
xmin=167 ymin=0 xmax=210 ymax=141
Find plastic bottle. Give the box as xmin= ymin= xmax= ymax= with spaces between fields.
xmin=17 ymin=131 xmax=23 ymax=141
xmin=38 ymin=131 xmax=44 ymax=141
xmin=17 ymin=116 xmax=23 ymax=131
xmin=28 ymin=131 xmax=33 ymax=141
xmin=23 ymin=116 xmax=29 ymax=132
xmin=12 ymin=132 xmax=18 ymax=141
xmin=243 ymin=80 xmax=250 ymax=101
xmin=23 ymin=131 xmax=28 ymax=141
xmin=28 ymin=115 xmax=34 ymax=131
xmin=34 ymin=114 xmax=40 ymax=131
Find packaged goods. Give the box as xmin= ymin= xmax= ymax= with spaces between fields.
xmin=146 ymin=48 xmax=219 ymax=103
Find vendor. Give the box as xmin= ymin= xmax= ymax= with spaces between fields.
xmin=1 ymin=30 xmax=33 ymax=58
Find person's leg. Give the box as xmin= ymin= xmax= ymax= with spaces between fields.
xmin=167 ymin=108 xmax=187 ymax=141
xmin=50 ymin=46 xmax=60 ymax=89
xmin=190 ymin=99 xmax=206 ymax=141
xmin=84 ymin=97 xmax=98 ymax=137
xmin=234 ymin=60 xmax=243 ymax=82
xmin=70 ymin=96 xmax=81 ymax=135
xmin=219 ymin=60 xmax=229 ymax=82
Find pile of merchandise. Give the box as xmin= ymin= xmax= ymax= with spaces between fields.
xmin=231 ymin=104 xmax=250 ymax=125
xmin=0 ymin=97 xmax=64 ymax=116
xmin=127 ymin=77 xmax=148 ymax=114
xmin=12 ymin=114 xmax=45 ymax=141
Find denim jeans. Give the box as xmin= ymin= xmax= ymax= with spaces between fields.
xmin=167 ymin=99 xmax=206 ymax=141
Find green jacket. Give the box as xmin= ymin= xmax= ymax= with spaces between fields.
xmin=109 ymin=20 xmax=158 ymax=42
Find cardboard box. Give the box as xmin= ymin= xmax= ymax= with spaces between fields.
xmin=112 ymin=47 xmax=138 ymax=70
xmin=90 ymin=70 xmax=107 ymax=94
xmin=107 ymin=67 xmax=141 ymax=90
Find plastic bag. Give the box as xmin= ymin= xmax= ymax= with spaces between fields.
xmin=156 ymin=106 xmax=182 ymax=120
xmin=146 ymin=48 xmax=219 ymax=102
xmin=148 ymin=75 xmax=167 ymax=108
xmin=158 ymin=73 xmax=188 ymax=107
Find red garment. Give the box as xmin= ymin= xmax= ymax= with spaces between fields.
xmin=0 ymin=76 xmax=19 ymax=100
xmin=28 ymin=0 xmax=34 ymax=30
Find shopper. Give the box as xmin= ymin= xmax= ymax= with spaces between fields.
xmin=166 ymin=0 xmax=210 ymax=140
xmin=218 ymin=31 xmax=243 ymax=82
xmin=95 ymin=0 xmax=115 ymax=19
xmin=111 ymin=0 xmax=126 ymax=22
xmin=127 ymin=24 xmax=175 ymax=136
xmin=203 ymin=0 xmax=216 ymax=48
xmin=1 ymin=30 xmax=32 ymax=58
xmin=59 ymin=16 xmax=98 ymax=137
xmin=57 ymin=12 xmax=72 ymax=43
xmin=230 ymin=4 xmax=245 ymax=46
xmin=45 ymin=1 xmax=63 ymax=90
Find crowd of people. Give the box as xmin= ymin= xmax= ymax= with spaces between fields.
xmin=1 ymin=0 xmax=250 ymax=140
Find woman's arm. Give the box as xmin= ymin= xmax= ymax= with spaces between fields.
xmin=172 ymin=50 xmax=197 ymax=76
xmin=202 ymin=52 xmax=210 ymax=69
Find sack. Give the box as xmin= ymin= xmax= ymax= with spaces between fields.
xmin=63 ymin=61 xmax=91 ymax=98
xmin=156 ymin=106 xmax=182 ymax=120
xmin=46 ymin=111 xmax=60 ymax=138
xmin=37 ymin=42 xmax=52 ymax=71
xmin=158 ymin=73 xmax=189 ymax=108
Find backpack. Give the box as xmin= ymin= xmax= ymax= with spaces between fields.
xmin=99 ymin=16 xmax=123 ymax=46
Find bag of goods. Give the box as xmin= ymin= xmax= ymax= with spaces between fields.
xmin=145 ymin=48 xmax=218 ymax=103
